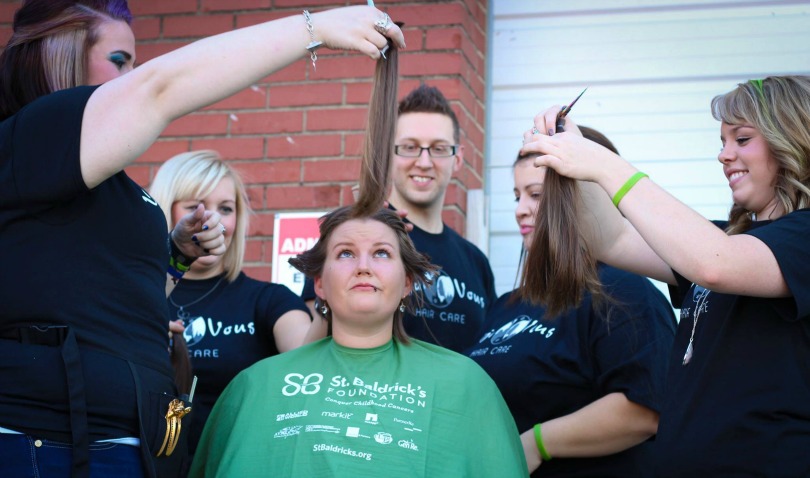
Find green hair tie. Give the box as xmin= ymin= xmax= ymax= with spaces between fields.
xmin=749 ymin=78 xmax=766 ymax=103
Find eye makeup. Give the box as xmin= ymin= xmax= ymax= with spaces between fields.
xmin=108 ymin=50 xmax=132 ymax=69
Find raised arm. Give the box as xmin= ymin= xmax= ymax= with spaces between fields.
xmin=80 ymin=6 xmax=404 ymax=188
xmin=521 ymin=109 xmax=786 ymax=297
xmin=521 ymin=110 xmax=675 ymax=284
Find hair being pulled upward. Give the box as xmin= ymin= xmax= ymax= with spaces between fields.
xmin=353 ymin=45 xmax=399 ymax=217
xmin=290 ymin=44 xmax=438 ymax=343
xmin=516 ymin=125 xmax=620 ymax=317
xmin=711 ymin=75 xmax=810 ymax=234
xmin=0 ymin=0 xmax=132 ymax=120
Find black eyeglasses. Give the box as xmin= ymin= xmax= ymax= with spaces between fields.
xmin=394 ymin=144 xmax=458 ymax=158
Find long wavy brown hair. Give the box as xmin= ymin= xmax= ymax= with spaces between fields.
xmin=711 ymin=76 xmax=810 ymax=234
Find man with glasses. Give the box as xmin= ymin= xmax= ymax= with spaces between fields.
xmin=387 ymin=84 xmax=496 ymax=352
xmin=301 ymin=85 xmax=495 ymax=353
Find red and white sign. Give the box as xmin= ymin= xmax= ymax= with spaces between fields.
xmin=272 ymin=212 xmax=325 ymax=295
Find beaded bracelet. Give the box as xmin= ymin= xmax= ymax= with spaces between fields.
xmin=612 ymin=171 xmax=648 ymax=208
xmin=533 ymin=423 xmax=552 ymax=462
xmin=167 ymin=235 xmax=196 ymax=281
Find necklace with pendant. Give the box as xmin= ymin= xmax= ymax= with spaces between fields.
xmin=683 ymin=288 xmax=710 ymax=366
xmin=168 ymin=276 xmax=225 ymax=322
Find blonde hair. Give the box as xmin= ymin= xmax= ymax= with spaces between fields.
xmin=149 ymin=151 xmax=250 ymax=282
xmin=711 ymin=75 xmax=810 ymax=233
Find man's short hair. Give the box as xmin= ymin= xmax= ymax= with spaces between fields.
xmin=398 ymin=84 xmax=461 ymax=144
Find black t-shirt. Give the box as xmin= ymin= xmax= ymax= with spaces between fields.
xmin=168 ymin=272 xmax=309 ymax=453
xmin=469 ymin=265 xmax=676 ymax=477
xmin=656 ymin=212 xmax=810 ymax=477
xmin=301 ymin=220 xmax=497 ymax=353
xmin=0 ymin=87 xmax=174 ymax=441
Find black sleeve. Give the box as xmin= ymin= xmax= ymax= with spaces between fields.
xmin=257 ymin=283 xmax=312 ymax=341
xmin=10 ymin=86 xmax=99 ymax=205
xmin=591 ymin=268 xmax=677 ymax=412
xmin=300 ymin=277 xmax=316 ymax=301
xmin=746 ymin=209 xmax=810 ymax=320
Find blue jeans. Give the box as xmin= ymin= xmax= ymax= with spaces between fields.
xmin=0 ymin=434 xmax=144 ymax=478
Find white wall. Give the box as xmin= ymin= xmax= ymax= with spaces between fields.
xmin=486 ymin=0 xmax=810 ymax=297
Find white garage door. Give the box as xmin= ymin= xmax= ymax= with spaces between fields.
xmin=486 ymin=0 xmax=810 ymax=297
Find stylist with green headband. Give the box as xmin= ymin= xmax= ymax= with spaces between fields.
xmin=519 ymin=76 xmax=810 ymax=476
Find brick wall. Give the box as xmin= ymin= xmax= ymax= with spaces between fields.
xmin=0 ymin=0 xmax=488 ymax=281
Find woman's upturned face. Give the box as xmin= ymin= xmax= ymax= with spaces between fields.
xmin=718 ymin=122 xmax=782 ymax=218
xmin=171 ymin=176 xmax=238 ymax=273
xmin=315 ymin=219 xmax=412 ymax=328
xmin=86 ymin=19 xmax=136 ymax=85
xmin=513 ymin=159 xmax=546 ymax=250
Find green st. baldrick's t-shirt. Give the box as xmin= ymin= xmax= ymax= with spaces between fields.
xmin=189 ymin=337 xmax=528 ymax=477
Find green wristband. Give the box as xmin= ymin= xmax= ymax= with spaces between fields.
xmin=533 ymin=423 xmax=552 ymax=462
xmin=612 ymin=171 xmax=648 ymax=208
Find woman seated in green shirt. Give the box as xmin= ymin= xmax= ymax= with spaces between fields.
xmin=190 ymin=206 xmax=529 ymax=477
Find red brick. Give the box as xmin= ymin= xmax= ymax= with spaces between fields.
xmin=191 ymin=137 xmax=264 ymax=159
xmin=444 ymin=182 xmax=467 ymax=211
xmin=401 ymin=52 xmax=462 ymax=76
xmin=468 ymin=19 xmax=486 ymax=54
xmin=249 ymin=211 xmax=276 ymax=236
xmin=136 ymin=41 xmax=188 ymax=63
xmin=164 ymin=14 xmax=234 ymax=38
xmin=346 ymin=82 xmax=373 ymax=105
xmin=232 ymin=160 xmax=301 ymax=184
xmin=0 ymin=26 xmax=12 ymax=46
xmin=273 ymin=0 xmax=343 ymax=6
xmin=402 ymin=29 xmax=423 ymax=51
xmin=244 ymin=183 xmax=264 ymax=207
xmin=243 ymin=265 xmax=271 ymax=282
xmin=266 ymin=185 xmax=341 ymax=209
xmin=344 ymin=134 xmax=364 ymax=157
xmin=340 ymin=184 xmax=357 ymax=206
xmin=244 ymin=239 xmax=264 ymax=262
xmin=125 ymin=164 xmax=153 ymax=187
xmin=441 ymin=208 xmax=465 ymax=236
xmin=313 ymin=55 xmax=376 ymax=80
xmin=424 ymin=78 xmax=462 ymax=101
xmin=388 ymin=4 xmax=467 ymax=28
xmin=163 ymin=114 xmax=229 ymax=137
xmin=426 ymin=27 xmax=463 ymax=50
xmin=132 ymin=18 xmax=161 ymax=41
xmin=395 ymin=79 xmax=421 ymax=99
xmin=269 ymin=83 xmax=343 ymax=107
xmin=463 ymin=0 xmax=487 ymax=26
xmin=303 ymin=158 xmax=360 ymax=182
xmin=458 ymin=165 xmax=483 ymax=190
xmin=266 ymin=135 xmax=341 ymax=158
xmin=137 ymin=140 xmax=190 ymax=164
xmin=235 ymin=11 xmax=291 ymax=29
xmin=262 ymin=60 xmax=307 ymax=83
xmin=130 ymin=0 xmax=198 ymax=15
xmin=230 ymin=111 xmax=304 ymax=135
xmin=307 ymin=108 xmax=367 ymax=132
xmin=202 ymin=0 xmax=272 ymax=12
xmin=469 ymin=71 xmax=485 ymax=100
xmin=205 ymin=87 xmax=267 ymax=110
xmin=461 ymin=33 xmax=484 ymax=72
xmin=0 ymin=2 xmax=21 ymax=24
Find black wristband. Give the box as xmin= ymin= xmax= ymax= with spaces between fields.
xmin=168 ymin=234 xmax=196 ymax=273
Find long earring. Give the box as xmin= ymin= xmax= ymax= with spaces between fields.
xmin=399 ymin=301 xmax=406 ymax=313
xmin=321 ymin=301 xmax=329 ymax=316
